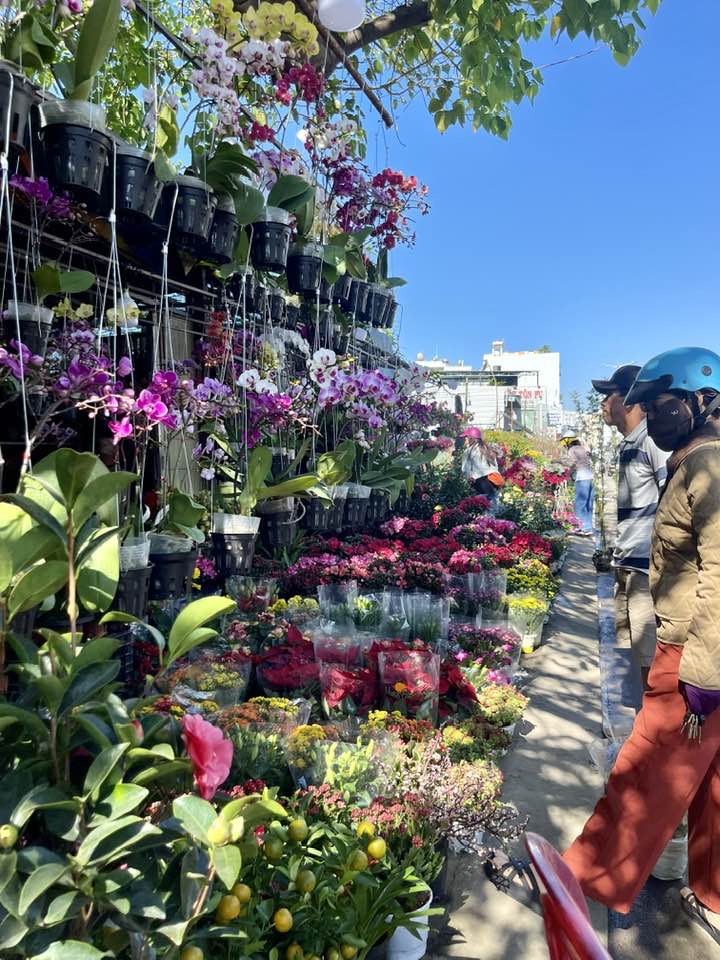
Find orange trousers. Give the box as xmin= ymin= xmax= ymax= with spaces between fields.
xmin=564 ymin=641 xmax=720 ymax=914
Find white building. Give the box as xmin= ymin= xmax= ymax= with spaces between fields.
xmin=417 ymin=340 xmax=572 ymax=435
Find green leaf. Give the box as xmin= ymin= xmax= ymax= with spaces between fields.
xmin=172 ymin=794 xmax=216 ymax=843
xmin=58 ymin=661 xmax=120 ymax=717
xmin=0 ymin=504 xmax=59 ymax=580
xmin=18 ymin=863 xmax=69 ymax=915
xmin=100 ymin=612 xmax=166 ymax=654
xmin=0 ymin=853 xmax=17 ymax=897
xmin=235 ymin=184 xmax=265 ymax=225
xmin=32 ymin=940 xmax=109 ymax=959
xmin=55 ymin=449 xmax=103 ymax=510
xmin=76 ymin=529 xmax=120 ymax=614
xmin=267 ymin=175 xmax=314 ymax=212
xmin=92 ymin=783 xmax=149 ymax=822
xmin=1 ymin=494 xmax=67 ymax=548
xmin=31 ymin=675 xmax=65 ymax=714
xmin=43 ymin=891 xmax=85 ymax=927
xmin=157 ymin=920 xmax=192 ymax=946
xmin=58 ymin=270 xmax=95 ymax=295
xmin=82 ymin=744 xmax=129 ymax=800
xmin=0 ymin=705 xmax=49 ymax=744
xmin=74 ymin=815 xmax=153 ymax=867
xmin=75 ymin=714 xmax=113 ymax=751
xmin=131 ymin=759 xmax=191 ymax=786
xmin=166 ymin=597 xmax=236 ymax=668
xmin=31 ymin=264 xmax=61 ymax=303
xmin=72 ymin=472 xmax=136 ymax=533
xmin=8 ymin=561 xmax=68 ymax=622
xmin=0 ymin=914 xmax=27 ymax=950
xmin=71 ymin=636 xmax=121 ymax=677
xmin=153 ymin=150 xmax=176 ymax=182
xmin=71 ymin=0 xmax=121 ymax=100
xmin=213 ymin=844 xmax=241 ymax=890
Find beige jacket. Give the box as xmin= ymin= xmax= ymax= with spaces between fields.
xmin=650 ymin=429 xmax=720 ymax=689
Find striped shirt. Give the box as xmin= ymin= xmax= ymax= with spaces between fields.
xmin=615 ymin=420 xmax=669 ymax=573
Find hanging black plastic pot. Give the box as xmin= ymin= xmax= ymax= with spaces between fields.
xmin=253 ymin=282 xmax=268 ymax=318
xmin=334 ymin=273 xmax=352 ymax=304
xmin=268 ymin=289 xmax=286 ymax=323
xmin=250 ymin=206 xmax=292 ymax=273
xmin=227 ymin=268 xmax=255 ymax=315
xmin=211 ymin=532 xmax=257 ymax=579
xmin=113 ymin=564 xmax=153 ymax=619
xmin=385 ymin=296 xmax=399 ymax=330
xmin=367 ymin=491 xmax=390 ymax=525
xmin=287 ymin=241 xmax=323 ymax=297
xmin=114 ymin=144 xmax=163 ymax=225
xmin=258 ymin=498 xmax=297 ymax=549
xmin=359 ymin=284 xmax=392 ymax=327
xmin=149 ymin=550 xmax=197 ymax=601
xmin=205 ymin=193 xmax=238 ymax=265
xmin=168 ymin=176 xmax=217 ymax=254
xmin=344 ymin=495 xmax=369 ymax=529
xmin=0 ymin=63 xmax=36 ymax=158
xmin=339 ymin=278 xmax=370 ymax=316
xmin=301 ymin=498 xmax=332 ymax=532
xmin=319 ymin=277 xmax=334 ymax=305
xmin=285 ymin=303 xmax=300 ymax=330
xmin=39 ymin=101 xmax=112 ymax=211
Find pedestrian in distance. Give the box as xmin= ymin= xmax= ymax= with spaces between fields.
xmin=460 ymin=426 xmax=502 ymax=499
xmin=564 ymin=347 xmax=720 ymax=941
xmin=559 ymin=428 xmax=594 ymax=536
xmin=592 ymin=364 xmax=669 ymax=691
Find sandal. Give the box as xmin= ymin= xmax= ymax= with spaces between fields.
xmin=483 ymin=850 xmax=542 ymax=914
xmin=680 ymin=887 xmax=720 ymax=945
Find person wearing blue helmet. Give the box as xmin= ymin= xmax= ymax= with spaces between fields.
xmin=564 ymin=346 xmax=720 ymax=941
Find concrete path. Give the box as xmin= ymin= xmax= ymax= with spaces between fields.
xmin=430 ymin=537 xmax=606 ymax=959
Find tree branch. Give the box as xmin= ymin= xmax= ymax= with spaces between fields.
xmin=322 ymin=0 xmax=432 ymax=73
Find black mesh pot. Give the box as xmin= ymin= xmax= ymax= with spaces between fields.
xmin=253 ymin=283 xmax=268 ymax=318
xmin=327 ymin=500 xmax=345 ymax=532
xmin=319 ymin=277 xmax=334 ymax=305
xmin=4 ymin=303 xmax=53 ymax=358
xmin=113 ymin=564 xmax=152 ymax=619
xmin=339 ymin=278 xmax=370 ymax=316
xmin=250 ymin=207 xmax=292 ymax=272
xmin=395 ymin=490 xmax=409 ymax=514
xmin=286 ymin=303 xmax=300 ymax=330
xmin=287 ymin=242 xmax=323 ymax=297
xmin=385 ymin=298 xmax=399 ymax=330
xmin=115 ymin=146 xmax=163 ymax=225
xmin=344 ymin=496 xmax=369 ymax=529
xmin=211 ymin=532 xmax=257 ymax=579
xmin=0 ymin=67 xmax=35 ymax=157
xmin=149 ymin=550 xmax=197 ymax=601
xmin=227 ymin=269 xmax=255 ymax=315
xmin=334 ymin=273 xmax=352 ymax=303
xmin=360 ymin=284 xmax=392 ymax=327
xmin=302 ymin=498 xmax=332 ymax=532
xmin=159 ymin=176 xmax=216 ymax=254
xmin=260 ymin=510 xmax=297 ymax=549
xmin=206 ymin=196 xmax=238 ymax=265
xmin=41 ymin=122 xmax=112 ymax=210
xmin=268 ymin=290 xmax=286 ymax=323
xmin=367 ymin=491 xmax=390 ymax=525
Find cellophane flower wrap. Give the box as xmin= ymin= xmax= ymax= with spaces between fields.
xmin=378 ymin=649 xmax=441 ymax=724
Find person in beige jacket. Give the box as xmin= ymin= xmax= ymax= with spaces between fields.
xmin=562 ymin=347 xmax=720 ymax=942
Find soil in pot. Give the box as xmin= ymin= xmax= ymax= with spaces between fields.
xmin=287 ymin=242 xmax=323 ymax=297
xmin=0 ymin=65 xmax=36 ymax=157
xmin=211 ymin=532 xmax=257 ymax=580
xmin=250 ymin=206 xmax=292 ymax=272
xmin=114 ymin=146 xmax=163 ymax=225
xmin=149 ymin=550 xmax=197 ymax=601
xmin=113 ymin=565 xmax=153 ymax=619
xmin=41 ymin=120 xmax=112 ymax=210
xmin=206 ymin=195 xmax=238 ymax=265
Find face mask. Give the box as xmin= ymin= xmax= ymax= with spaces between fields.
xmin=647 ymin=397 xmax=695 ymax=451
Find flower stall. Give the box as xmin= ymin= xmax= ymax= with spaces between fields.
xmin=0 ymin=0 xmax=581 ymax=954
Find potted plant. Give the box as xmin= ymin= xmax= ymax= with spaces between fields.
xmin=476 ymin=681 xmax=529 ymax=739
xmin=149 ymin=489 xmax=206 ymax=600
xmin=38 ymin=0 xmax=121 ymax=209
xmin=113 ymin=140 xmax=165 ymax=227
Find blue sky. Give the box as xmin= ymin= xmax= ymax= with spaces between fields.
xmin=378 ymin=0 xmax=720 ymax=403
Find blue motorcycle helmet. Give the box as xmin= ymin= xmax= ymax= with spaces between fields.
xmin=625 ymin=347 xmax=720 ymax=406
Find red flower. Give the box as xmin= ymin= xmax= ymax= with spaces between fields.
xmin=181 ymin=714 xmax=233 ymax=801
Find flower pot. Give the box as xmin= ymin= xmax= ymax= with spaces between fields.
xmin=4 ymin=301 xmax=53 ymax=357
xmin=0 ymin=62 xmax=36 ymax=157
xmin=360 ymin=284 xmax=392 ymax=327
xmin=386 ymin=891 xmax=433 ymax=960
xmin=286 ymin=303 xmax=301 ymax=330
xmin=344 ymin=485 xmax=370 ymax=529
xmin=334 ymin=273 xmax=352 ymax=303
xmin=367 ymin=490 xmax=390 ymax=525
xmin=287 ymin=242 xmax=323 ymax=297
xmin=227 ymin=268 xmax=255 ymax=315
xmin=206 ymin=193 xmax=238 ymax=265
xmin=268 ymin=289 xmax=286 ymax=323
xmin=211 ymin=532 xmax=257 ymax=579
xmin=212 ymin=513 xmax=261 ymax=535
xmin=148 ymin=549 xmax=197 ymax=600
xmin=39 ymin=101 xmax=112 ymax=210
xmin=339 ymin=277 xmax=369 ymax=315
xmin=258 ymin=497 xmax=297 ymax=549
xmin=253 ymin=282 xmax=268 ymax=318
xmin=114 ymin=144 xmax=163 ymax=225
xmin=385 ymin=297 xmax=399 ymax=330
xmin=120 ymin=534 xmax=151 ymax=573
xmin=251 ymin=206 xmax=292 ymax=272
xmin=113 ymin=564 xmax=152 ymax=619
xmin=326 ymin=485 xmax=348 ymax=532
xmin=302 ymin=497 xmax=332 ymax=532
xmin=319 ymin=277 xmax=334 ymax=305
xmin=158 ymin=176 xmax=216 ymax=254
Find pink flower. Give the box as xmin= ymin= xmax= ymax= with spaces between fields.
xmin=109 ymin=416 xmax=133 ymax=444
xmin=182 ymin=714 xmax=233 ymax=800
xmin=117 ymin=356 xmax=132 ymax=378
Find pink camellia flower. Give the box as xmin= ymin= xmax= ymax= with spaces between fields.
xmin=181 ymin=714 xmax=233 ymax=800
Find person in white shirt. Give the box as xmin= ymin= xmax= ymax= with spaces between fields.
xmin=460 ymin=427 xmax=499 ymax=497
xmin=560 ymin=428 xmax=594 ymax=535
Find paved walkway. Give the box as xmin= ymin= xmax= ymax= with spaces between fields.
xmin=429 ymin=538 xmax=720 ymax=960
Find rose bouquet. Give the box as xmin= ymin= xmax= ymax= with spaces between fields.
xmin=378 ymin=649 xmax=441 ymax=724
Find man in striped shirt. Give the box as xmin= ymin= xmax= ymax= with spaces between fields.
xmin=593 ymin=365 xmax=669 ymax=690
